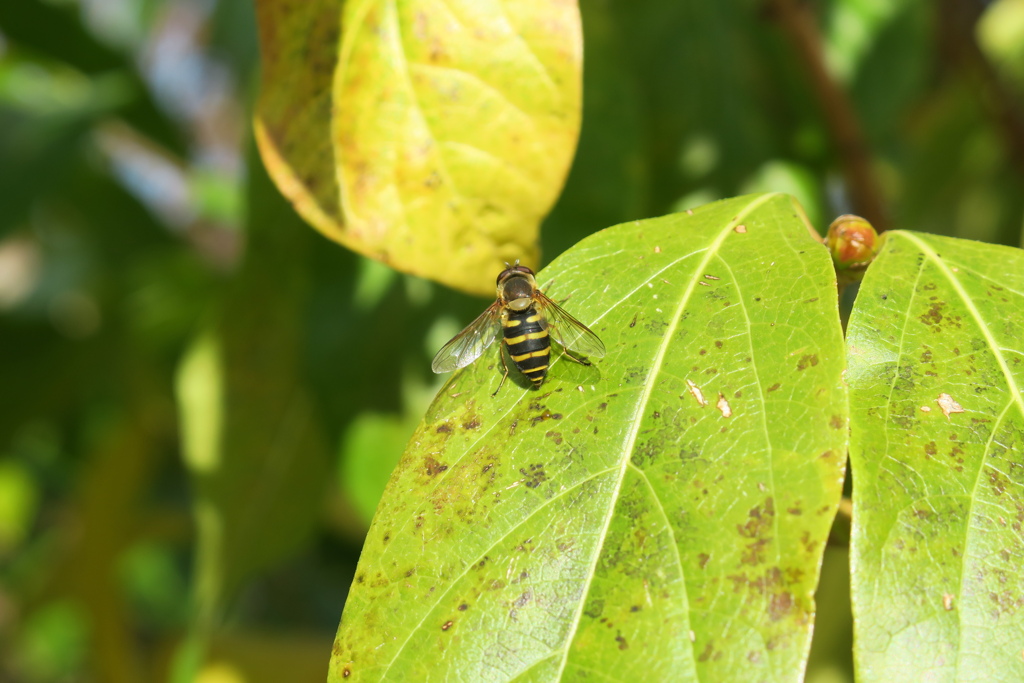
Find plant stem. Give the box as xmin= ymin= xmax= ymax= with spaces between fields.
xmin=766 ymin=0 xmax=891 ymax=232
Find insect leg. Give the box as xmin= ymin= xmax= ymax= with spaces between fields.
xmin=491 ymin=344 xmax=511 ymax=397
xmin=561 ymin=349 xmax=592 ymax=366
xmin=540 ymin=279 xmax=573 ymax=305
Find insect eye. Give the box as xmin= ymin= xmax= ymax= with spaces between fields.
xmin=497 ymin=263 xmax=533 ymax=284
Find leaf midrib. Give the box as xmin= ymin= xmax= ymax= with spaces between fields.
xmin=902 ymin=232 xmax=1024 ymax=428
xmin=901 ymin=232 xmax=1024 ymax=677
xmin=339 ymin=0 xmax=561 ymax=240
xmin=550 ymin=193 xmax=779 ymax=679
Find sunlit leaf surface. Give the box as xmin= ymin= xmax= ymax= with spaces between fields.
xmin=847 ymin=232 xmax=1024 ymax=681
xmin=329 ymin=194 xmax=848 ymax=681
xmin=333 ymin=0 xmax=582 ymax=295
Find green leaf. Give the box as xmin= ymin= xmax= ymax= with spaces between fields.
xmin=823 ymin=0 xmax=914 ymax=83
xmin=339 ymin=412 xmax=412 ymax=523
xmin=0 ymin=460 xmax=39 ymax=554
xmin=334 ymin=0 xmax=582 ymax=295
xmin=540 ymin=1 xmax=646 ymax=260
xmin=603 ymin=1 xmax=777 ymax=210
xmin=979 ymin=0 xmax=1024 ymax=87
xmin=847 ymin=231 xmax=1024 ymax=681
xmin=15 ymin=601 xmax=89 ymax=681
xmin=329 ymin=194 xmax=847 ymax=681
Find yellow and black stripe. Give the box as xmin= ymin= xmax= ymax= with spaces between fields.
xmin=503 ymin=307 xmax=550 ymax=386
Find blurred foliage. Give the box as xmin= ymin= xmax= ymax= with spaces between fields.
xmin=0 ymin=0 xmax=1022 ymax=681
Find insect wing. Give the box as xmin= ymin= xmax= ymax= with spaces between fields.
xmin=431 ymin=303 xmax=503 ymax=373
xmin=537 ymin=292 xmax=606 ymax=359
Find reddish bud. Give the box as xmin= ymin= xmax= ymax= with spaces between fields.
xmin=826 ymin=214 xmax=879 ymax=274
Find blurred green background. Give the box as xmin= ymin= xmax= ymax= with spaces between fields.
xmin=1 ymin=0 xmax=1022 ymax=681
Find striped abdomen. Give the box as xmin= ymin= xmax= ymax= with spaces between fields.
xmin=503 ymin=307 xmax=550 ymax=386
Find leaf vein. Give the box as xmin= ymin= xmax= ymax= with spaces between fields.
xmin=377 ymin=463 xmax=620 ymax=679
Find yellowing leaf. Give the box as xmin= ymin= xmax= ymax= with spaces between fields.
xmin=254 ymin=0 xmax=345 ymax=243
xmin=334 ymin=0 xmax=582 ymax=295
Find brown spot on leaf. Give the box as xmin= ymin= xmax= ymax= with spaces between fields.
xmin=988 ymin=589 xmax=1024 ymax=615
xmin=739 ymin=498 xmax=775 ymax=538
xmin=737 ymin=499 xmax=776 ymax=565
xmin=919 ymin=302 xmax=945 ymax=326
xmin=441 ymin=620 xmax=453 ymax=631
xmin=769 ymin=592 xmax=793 ymax=621
xmin=520 ymin=463 xmax=547 ymax=489
xmin=436 ymin=423 xmax=452 ymax=433
xmin=584 ymin=599 xmax=604 ymax=619
xmin=531 ymin=410 xmax=563 ymax=425
xmin=424 ymin=457 xmax=448 ymax=476
xmin=796 ymin=354 xmax=819 ymax=371
xmin=740 ymin=539 xmax=771 ymax=566
xmin=768 ymin=383 xmax=781 ymax=392
xmin=989 ymin=468 xmax=1008 ymax=496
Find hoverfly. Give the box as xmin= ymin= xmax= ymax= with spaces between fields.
xmin=432 ymin=263 xmax=605 ymax=395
